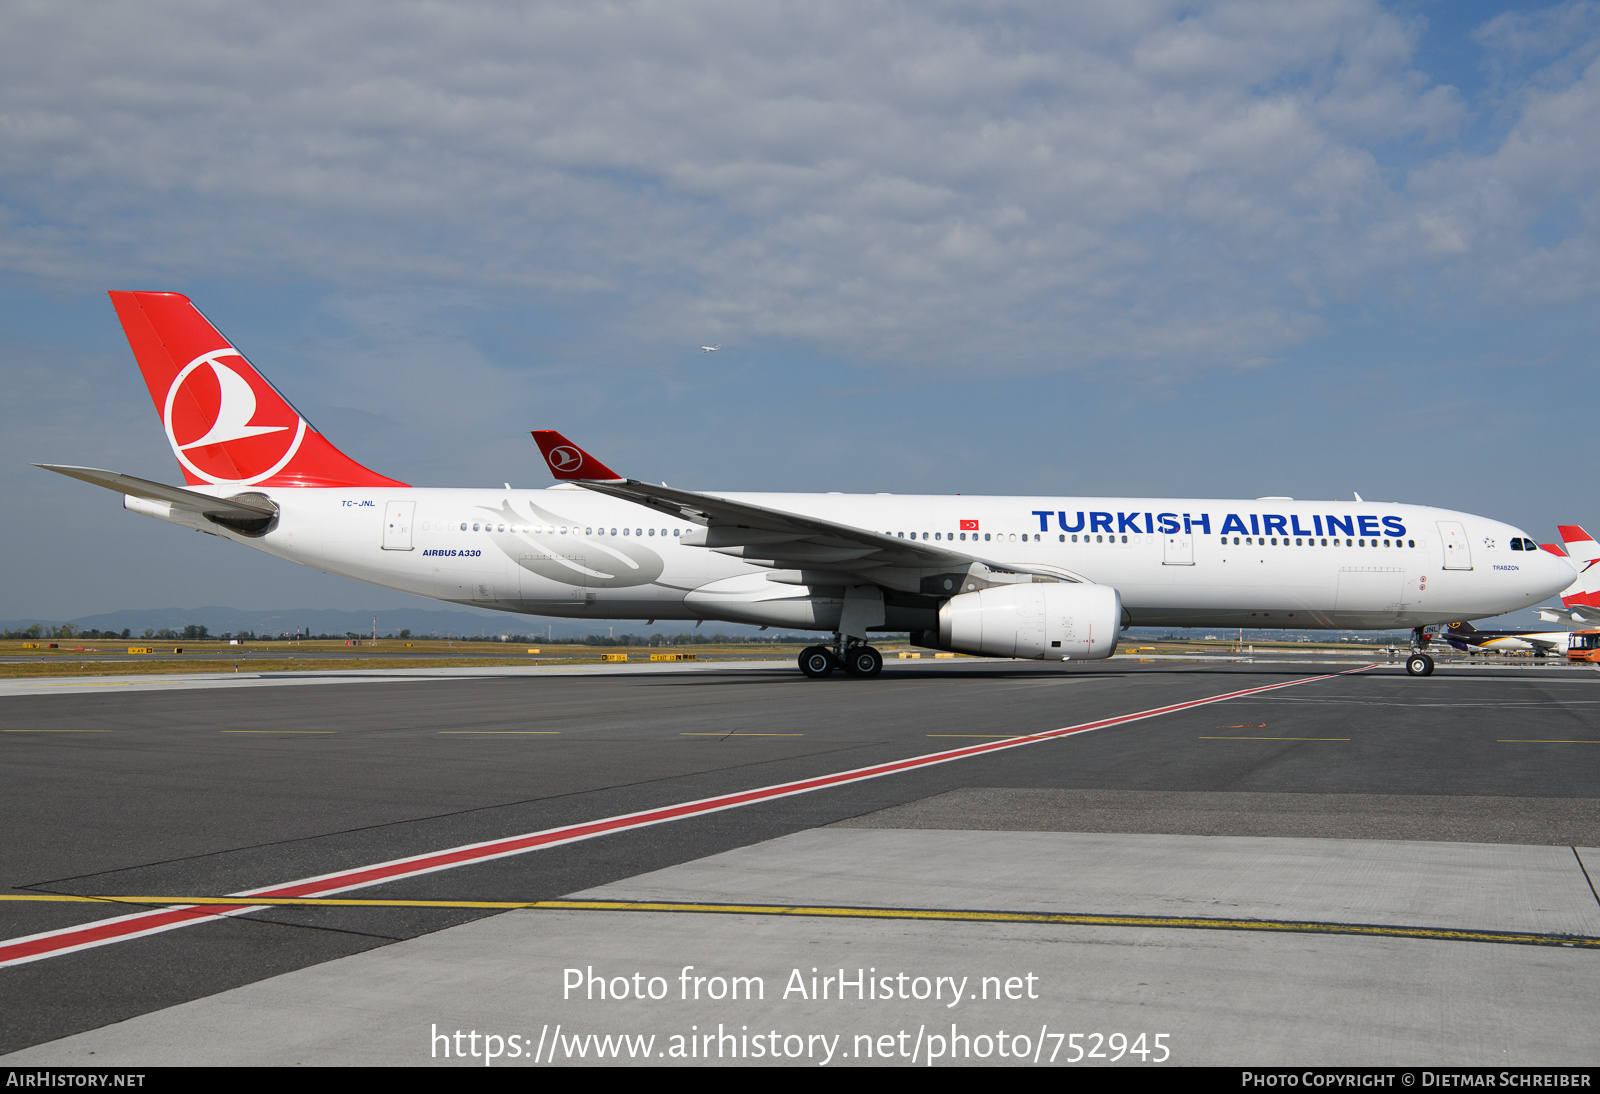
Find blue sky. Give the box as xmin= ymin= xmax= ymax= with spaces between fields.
xmin=2 ymin=0 xmax=1596 ymax=626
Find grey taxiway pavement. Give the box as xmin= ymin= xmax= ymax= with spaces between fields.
xmin=2 ymin=658 xmax=1597 ymax=1065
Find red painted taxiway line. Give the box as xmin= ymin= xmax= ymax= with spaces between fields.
xmin=0 ymin=665 xmax=1373 ymax=968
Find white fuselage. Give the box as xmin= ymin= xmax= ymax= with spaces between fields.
xmin=137 ymin=485 xmax=1573 ymax=633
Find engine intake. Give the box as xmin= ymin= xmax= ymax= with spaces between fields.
xmin=923 ymin=583 xmax=1121 ymax=660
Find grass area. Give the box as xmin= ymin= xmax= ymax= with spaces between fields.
xmin=0 ymin=635 xmax=1411 ymax=678
xmin=0 ymin=639 xmax=814 ymax=678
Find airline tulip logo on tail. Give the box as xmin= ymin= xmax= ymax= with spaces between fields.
xmin=547 ymin=446 xmax=584 ymax=474
xmin=163 ymin=349 xmax=306 ymax=485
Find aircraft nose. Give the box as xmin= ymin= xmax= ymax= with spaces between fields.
xmin=1543 ymin=553 xmax=1577 ymax=597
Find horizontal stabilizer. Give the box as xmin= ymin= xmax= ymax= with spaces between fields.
xmin=1542 ymin=603 xmax=1600 ymax=625
xmin=35 ymin=464 xmax=276 ymax=521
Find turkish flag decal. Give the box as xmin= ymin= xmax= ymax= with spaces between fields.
xmin=960 ymin=519 xmax=979 ymax=531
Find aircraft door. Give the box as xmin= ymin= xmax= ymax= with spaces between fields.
xmin=1437 ymin=521 xmax=1472 ymax=570
xmin=382 ymin=501 xmax=415 ymax=550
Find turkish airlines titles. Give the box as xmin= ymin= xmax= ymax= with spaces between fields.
xmin=1031 ymin=509 xmax=1409 ymax=539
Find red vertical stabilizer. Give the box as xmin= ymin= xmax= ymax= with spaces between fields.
xmin=109 ymin=291 xmax=407 ymax=489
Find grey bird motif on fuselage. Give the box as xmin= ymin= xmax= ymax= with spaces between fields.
xmin=478 ymin=500 xmax=666 ymax=589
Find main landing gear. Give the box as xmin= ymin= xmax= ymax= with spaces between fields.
xmin=798 ymin=645 xmax=836 ymax=678
xmin=798 ymin=638 xmax=884 ymax=679
xmin=1405 ymin=626 xmax=1435 ymax=676
xmin=842 ymin=645 xmax=884 ymax=678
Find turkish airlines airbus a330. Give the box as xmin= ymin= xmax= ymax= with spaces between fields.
xmin=39 ymin=292 xmax=1574 ymax=679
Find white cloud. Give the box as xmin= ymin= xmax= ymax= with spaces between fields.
xmin=0 ymin=0 xmax=1594 ymax=373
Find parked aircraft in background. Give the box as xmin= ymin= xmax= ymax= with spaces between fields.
xmin=1537 ymin=526 xmax=1600 ymax=626
xmin=1436 ymin=620 xmax=1572 ymax=656
xmin=37 ymin=292 xmax=1575 ymax=679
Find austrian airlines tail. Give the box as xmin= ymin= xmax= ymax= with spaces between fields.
xmin=1556 ymin=524 xmax=1600 ymax=613
xmin=108 ymin=291 xmax=406 ymax=489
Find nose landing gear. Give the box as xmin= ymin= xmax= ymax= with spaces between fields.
xmin=1405 ymin=626 xmax=1435 ymax=676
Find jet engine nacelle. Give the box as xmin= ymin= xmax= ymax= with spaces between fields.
xmin=931 ymin=582 xmax=1121 ymax=660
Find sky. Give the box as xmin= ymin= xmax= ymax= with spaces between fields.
xmin=1 ymin=0 xmax=1597 ymax=626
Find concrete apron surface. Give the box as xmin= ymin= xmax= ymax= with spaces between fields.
xmin=5 ymin=827 xmax=1599 ymax=1067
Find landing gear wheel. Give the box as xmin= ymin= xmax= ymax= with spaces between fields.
xmin=842 ymin=645 xmax=884 ymax=679
xmin=1405 ymin=653 xmax=1434 ymax=677
xmin=798 ymin=646 xmax=836 ymax=678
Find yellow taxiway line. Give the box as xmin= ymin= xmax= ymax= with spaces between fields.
xmin=2 ymin=894 xmax=1594 ymax=949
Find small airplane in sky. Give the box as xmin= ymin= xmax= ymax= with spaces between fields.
xmin=700 ymin=344 xmax=719 ymax=353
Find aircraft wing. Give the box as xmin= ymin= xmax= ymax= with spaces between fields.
xmin=1540 ymin=604 xmax=1600 ymax=625
xmin=35 ymin=464 xmax=278 ymax=521
xmin=529 ymin=431 xmax=1081 ymax=592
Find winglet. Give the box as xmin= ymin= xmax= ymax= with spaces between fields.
xmin=531 ymin=431 xmax=624 ymax=481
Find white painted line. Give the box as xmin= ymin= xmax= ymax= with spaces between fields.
xmin=0 ymin=659 xmax=789 ymax=698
